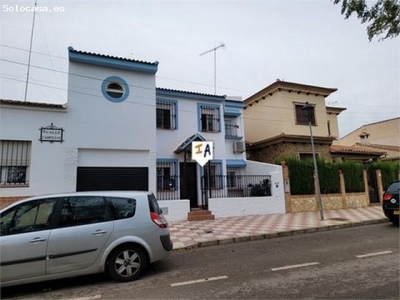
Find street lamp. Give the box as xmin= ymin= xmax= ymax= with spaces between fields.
xmin=302 ymin=102 xmax=325 ymax=221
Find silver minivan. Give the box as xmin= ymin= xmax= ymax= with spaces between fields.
xmin=0 ymin=191 xmax=173 ymax=287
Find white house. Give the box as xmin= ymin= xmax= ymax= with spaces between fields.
xmin=0 ymin=47 xmax=285 ymax=221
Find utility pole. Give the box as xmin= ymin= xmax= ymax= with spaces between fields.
xmin=302 ymin=102 xmax=325 ymax=221
xmin=24 ymin=0 xmax=38 ymax=102
xmin=199 ymin=43 xmax=225 ymax=95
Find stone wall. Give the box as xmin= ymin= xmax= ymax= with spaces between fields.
xmin=248 ymin=142 xmax=332 ymax=164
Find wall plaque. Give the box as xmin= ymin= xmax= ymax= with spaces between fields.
xmin=39 ymin=123 xmax=64 ymax=143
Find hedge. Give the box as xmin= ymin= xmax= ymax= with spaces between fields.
xmin=371 ymin=161 xmax=400 ymax=190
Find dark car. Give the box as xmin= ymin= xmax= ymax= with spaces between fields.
xmin=382 ymin=181 xmax=399 ymax=226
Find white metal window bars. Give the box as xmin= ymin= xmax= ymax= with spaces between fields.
xmin=0 ymin=140 xmax=31 ymax=186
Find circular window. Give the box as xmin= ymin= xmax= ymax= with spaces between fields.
xmin=101 ymin=76 xmax=129 ymax=103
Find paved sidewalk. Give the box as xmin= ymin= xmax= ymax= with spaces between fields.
xmin=169 ymin=206 xmax=388 ymax=250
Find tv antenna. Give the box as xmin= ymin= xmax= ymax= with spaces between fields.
xmin=199 ymin=43 xmax=225 ymax=95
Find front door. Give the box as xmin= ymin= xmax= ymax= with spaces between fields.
xmin=180 ymin=163 xmax=198 ymax=209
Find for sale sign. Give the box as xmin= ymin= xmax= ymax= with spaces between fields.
xmin=192 ymin=141 xmax=213 ymax=167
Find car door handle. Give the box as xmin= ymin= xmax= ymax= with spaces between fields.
xmin=92 ymin=230 xmax=107 ymax=235
xmin=30 ymin=237 xmax=47 ymax=243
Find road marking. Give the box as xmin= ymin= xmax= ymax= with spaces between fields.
xmin=356 ymin=250 xmax=393 ymax=259
xmin=171 ymin=275 xmax=228 ymax=287
xmin=68 ymin=296 xmax=101 ymax=300
xmin=271 ymin=262 xmax=320 ymax=271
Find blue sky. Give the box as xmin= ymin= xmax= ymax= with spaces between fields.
xmin=0 ymin=0 xmax=399 ymax=137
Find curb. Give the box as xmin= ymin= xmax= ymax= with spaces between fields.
xmin=173 ymin=218 xmax=389 ymax=251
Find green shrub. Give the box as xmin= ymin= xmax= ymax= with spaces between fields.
xmin=341 ymin=162 xmax=364 ymax=192
xmin=250 ymin=179 xmax=272 ymax=196
xmin=371 ymin=161 xmax=400 ymax=190
xmin=285 ymin=158 xmax=314 ymax=195
xmin=317 ymin=160 xmax=340 ymax=194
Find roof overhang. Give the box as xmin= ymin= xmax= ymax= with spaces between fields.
xmin=245 ymin=80 xmax=337 ymax=107
xmin=68 ymin=47 xmax=158 ymax=74
xmin=174 ymin=133 xmax=206 ymax=154
xmin=246 ymin=134 xmax=336 ymax=149
xmin=157 ymin=88 xmax=225 ymax=102
xmin=0 ymin=99 xmax=67 ymax=110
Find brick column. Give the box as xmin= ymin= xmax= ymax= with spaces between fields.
xmin=363 ymin=169 xmax=370 ymax=206
xmin=339 ymin=169 xmax=347 ymax=208
xmin=376 ymin=169 xmax=384 ymax=204
xmin=281 ymin=161 xmax=292 ymax=213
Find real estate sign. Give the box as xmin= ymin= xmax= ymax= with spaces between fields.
xmin=192 ymin=141 xmax=213 ymax=167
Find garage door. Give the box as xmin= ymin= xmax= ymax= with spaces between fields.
xmin=76 ymin=167 xmax=148 ymax=192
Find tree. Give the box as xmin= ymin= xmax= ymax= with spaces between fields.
xmin=333 ymin=0 xmax=400 ymax=41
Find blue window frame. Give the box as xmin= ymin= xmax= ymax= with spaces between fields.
xmin=101 ymin=76 xmax=129 ymax=103
xmin=197 ymin=104 xmax=221 ymax=133
xmin=156 ymin=159 xmax=178 ymax=190
xmin=156 ymin=99 xmax=178 ymax=130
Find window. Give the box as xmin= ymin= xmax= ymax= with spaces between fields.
xmin=101 ymin=76 xmax=129 ymax=103
xmin=299 ymin=153 xmax=319 ymax=161
xmin=327 ymin=121 xmax=331 ymax=135
xmin=0 ymin=140 xmax=31 ymax=186
xmin=295 ymin=104 xmax=315 ymax=125
xmin=106 ymin=83 xmax=124 ymax=98
xmin=0 ymin=198 xmax=56 ymax=235
xmin=203 ymin=161 xmax=222 ymax=189
xmin=224 ymin=117 xmax=239 ymax=137
xmin=106 ymin=197 xmax=136 ymax=220
xmin=227 ymin=168 xmax=237 ymax=188
xmin=59 ymin=197 xmax=107 ymax=227
xmin=156 ymin=100 xmax=177 ymax=129
xmin=157 ymin=160 xmax=177 ymax=190
xmin=198 ymin=104 xmax=220 ymax=133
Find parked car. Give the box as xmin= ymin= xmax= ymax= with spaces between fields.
xmin=382 ymin=181 xmax=399 ymax=226
xmin=0 ymin=191 xmax=173 ymax=287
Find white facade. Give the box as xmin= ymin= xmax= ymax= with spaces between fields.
xmin=0 ymin=47 xmax=285 ymax=221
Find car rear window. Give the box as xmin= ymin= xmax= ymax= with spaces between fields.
xmin=148 ymin=193 xmax=162 ymax=215
xmin=106 ymin=197 xmax=136 ymax=220
xmin=387 ymin=182 xmax=400 ymax=194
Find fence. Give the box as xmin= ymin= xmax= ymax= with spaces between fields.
xmin=157 ymin=174 xmax=272 ymax=201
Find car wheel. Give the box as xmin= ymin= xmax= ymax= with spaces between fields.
xmin=108 ymin=245 xmax=147 ymax=282
xmin=388 ymin=216 xmax=399 ymax=227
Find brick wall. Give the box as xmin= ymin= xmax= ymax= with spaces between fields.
xmin=0 ymin=196 xmax=29 ymax=210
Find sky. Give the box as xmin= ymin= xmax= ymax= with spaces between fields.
xmin=0 ymin=0 xmax=399 ymax=137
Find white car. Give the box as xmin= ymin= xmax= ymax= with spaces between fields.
xmin=0 ymin=191 xmax=173 ymax=287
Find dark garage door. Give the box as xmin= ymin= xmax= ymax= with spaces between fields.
xmin=76 ymin=167 xmax=148 ymax=192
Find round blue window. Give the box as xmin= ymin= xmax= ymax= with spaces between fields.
xmin=101 ymin=76 xmax=129 ymax=103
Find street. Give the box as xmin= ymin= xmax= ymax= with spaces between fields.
xmin=1 ymin=223 xmax=399 ymax=299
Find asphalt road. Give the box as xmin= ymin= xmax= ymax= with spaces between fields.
xmin=2 ymin=223 xmax=399 ymax=299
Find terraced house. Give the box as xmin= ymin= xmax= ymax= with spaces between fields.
xmin=0 ymin=47 xmax=284 ymax=221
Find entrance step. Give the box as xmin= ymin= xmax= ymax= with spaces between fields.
xmin=187 ymin=210 xmax=215 ymax=221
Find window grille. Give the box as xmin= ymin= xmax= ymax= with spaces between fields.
xmin=0 ymin=140 xmax=31 ymax=186
xmin=224 ymin=116 xmax=238 ymax=137
xmin=156 ymin=161 xmax=177 ymax=190
xmin=156 ymin=101 xmax=176 ymax=129
xmin=200 ymin=106 xmax=220 ymax=132
xmin=295 ymin=104 xmax=315 ymax=125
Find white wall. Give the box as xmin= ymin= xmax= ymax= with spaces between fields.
xmin=158 ymin=199 xmax=190 ymax=222
xmin=209 ymin=195 xmax=285 ymax=218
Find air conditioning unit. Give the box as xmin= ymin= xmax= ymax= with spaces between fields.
xmin=233 ymin=141 xmax=246 ymax=153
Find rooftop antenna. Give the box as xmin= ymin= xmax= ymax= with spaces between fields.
xmin=200 ymin=43 xmax=225 ymax=95
xmin=24 ymin=0 xmax=38 ymax=102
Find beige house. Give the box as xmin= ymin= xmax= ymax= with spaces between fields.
xmin=244 ymin=80 xmax=346 ymax=163
xmin=338 ymin=117 xmax=400 ymax=161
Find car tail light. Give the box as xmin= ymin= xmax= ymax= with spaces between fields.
xmin=151 ymin=212 xmax=168 ymax=228
xmin=383 ymin=193 xmax=393 ymax=201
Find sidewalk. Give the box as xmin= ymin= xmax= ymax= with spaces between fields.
xmin=169 ymin=206 xmax=388 ymax=250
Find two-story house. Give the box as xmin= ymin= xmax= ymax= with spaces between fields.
xmin=244 ymin=80 xmax=346 ymax=163
xmin=154 ymin=89 xmax=246 ymax=209
xmin=1 ymin=47 xmax=285 ymax=220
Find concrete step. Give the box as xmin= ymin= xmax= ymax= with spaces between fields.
xmin=187 ymin=210 xmax=215 ymax=221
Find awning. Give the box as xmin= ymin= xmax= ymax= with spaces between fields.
xmin=224 ymin=108 xmax=241 ymax=117
xmin=174 ymin=133 xmax=206 ymax=154
xmin=226 ymin=159 xmax=247 ymax=168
